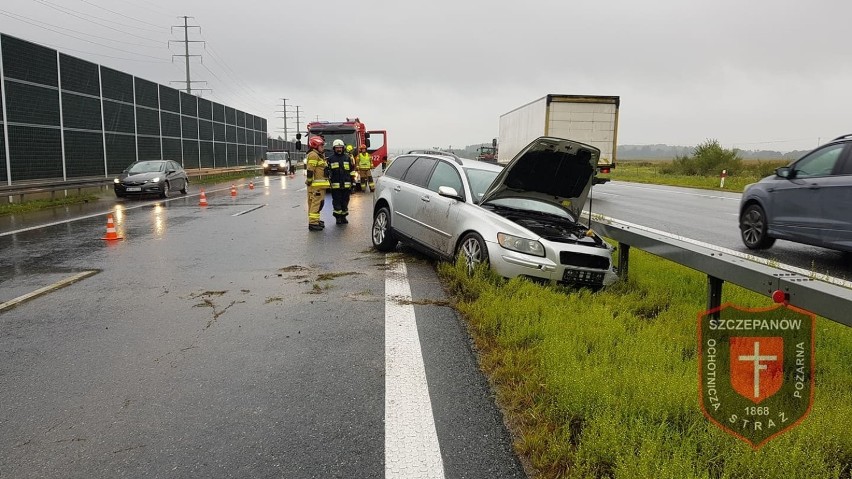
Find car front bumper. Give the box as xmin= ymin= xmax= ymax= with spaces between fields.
xmin=485 ymin=241 xmax=618 ymax=287
xmin=115 ymin=183 xmax=166 ymax=195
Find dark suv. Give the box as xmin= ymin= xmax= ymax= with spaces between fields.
xmin=739 ymin=134 xmax=852 ymax=252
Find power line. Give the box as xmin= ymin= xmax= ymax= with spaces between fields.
xmin=199 ymin=62 xmax=269 ymax=114
xmin=30 ymin=0 xmax=165 ymax=45
xmin=0 ymin=9 xmax=165 ymax=50
xmin=108 ymin=0 xmax=175 ymax=18
xmin=0 ymin=10 xmax=170 ymax=62
xmin=76 ymin=0 xmax=170 ymax=30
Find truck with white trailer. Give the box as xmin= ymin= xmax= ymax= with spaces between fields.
xmin=498 ymin=94 xmax=619 ymax=183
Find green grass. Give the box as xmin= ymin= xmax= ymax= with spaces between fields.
xmin=438 ymin=254 xmax=852 ymax=479
xmin=612 ymin=160 xmax=788 ymax=192
xmin=191 ymin=169 xmax=261 ymax=185
xmin=0 ymin=194 xmax=100 ymax=217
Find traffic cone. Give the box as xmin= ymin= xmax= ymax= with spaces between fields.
xmin=230 ymin=184 xmax=237 ymax=197
xmin=249 ymin=181 xmax=255 ymax=190
xmin=100 ymin=214 xmax=123 ymax=241
xmin=199 ymin=189 xmax=208 ymax=207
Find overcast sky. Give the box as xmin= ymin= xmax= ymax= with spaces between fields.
xmin=1 ymin=0 xmax=849 ymax=153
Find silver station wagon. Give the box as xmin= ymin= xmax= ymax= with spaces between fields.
xmin=371 ymin=137 xmax=617 ymax=287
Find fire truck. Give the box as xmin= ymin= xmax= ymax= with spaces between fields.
xmin=303 ymin=118 xmax=388 ymax=170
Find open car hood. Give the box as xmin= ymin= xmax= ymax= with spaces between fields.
xmin=479 ymin=137 xmax=600 ymax=218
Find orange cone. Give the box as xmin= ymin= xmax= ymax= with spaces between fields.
xmin=199 ymin=189 xmax=208 ymax=207
xmin=100 ymin=214 xmax=123 ymax=241
xmin=230 ymin=184 xmax=237 ymax=197
xmin=249 ymin=181 xmax=255 ymax=190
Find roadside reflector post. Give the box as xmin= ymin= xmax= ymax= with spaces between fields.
xmin=707 ymin=275 xmax=724 ymax=320
xmin=617 ymin=242 xmax=630 ymax=279
xmin=720 ymin=169 xmax=727 ymax=188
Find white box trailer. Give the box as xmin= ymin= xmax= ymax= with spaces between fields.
xmin=498 ymin=94 xmax=619 ymax=179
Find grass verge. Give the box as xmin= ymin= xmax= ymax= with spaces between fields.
xmin=191 ymin=169 xmax=261 ymax=185
xmin=437 ymin=253 xmax=852 ymax=479
xmin=611 ymin=160 xmax=788 ymax=192
xmin=0 ymin=194 xmax=100 ymax=217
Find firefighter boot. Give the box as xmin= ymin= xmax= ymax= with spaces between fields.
xmin=308 ymin=224 xmax=323 ymax=231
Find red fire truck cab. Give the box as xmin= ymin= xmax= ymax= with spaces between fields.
xmin=303 ymin=118 xmax=388 ymax=169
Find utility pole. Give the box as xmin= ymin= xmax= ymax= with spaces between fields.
xmin=295 ymin=105 xmax=302 ymax=138
xmin=276 ymin=100 xmax=305 ymax=141
xmin=169 ymin=16 xmax=209 ymax=94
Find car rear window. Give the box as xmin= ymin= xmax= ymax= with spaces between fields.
xmin=384 ymin=155 xmax=416 ymax=179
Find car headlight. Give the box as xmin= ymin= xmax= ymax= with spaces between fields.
xmin=150 ymin=177 xmax=160 ymax=183
xmin=113 ymin=178 xmax=120 ymax=184
xmin=497 ymin=232 xmax=545 ymax=257
xmin=262 ymin=161 xmax=268 ymax=167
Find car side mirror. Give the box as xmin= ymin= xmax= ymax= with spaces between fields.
xmin=167 ymin=169 xmax=175 ymax=174
xmin=776 ymin=166 xmax=793 ymax=179
xmin=438 ymin=186 xmax=463 ymax=201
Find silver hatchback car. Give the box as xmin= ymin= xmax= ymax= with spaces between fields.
xmin=739 ymin=134 xmax=852 ymax=252
xmin=371 ymin=137 xmax=617 ymax=287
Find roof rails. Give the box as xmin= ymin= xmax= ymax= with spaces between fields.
xmin=406 ymin=150 xmax=464 ymax=165
xmin=830 ymin=134 xmax=852 ymax=142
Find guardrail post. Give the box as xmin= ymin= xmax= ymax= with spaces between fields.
xmin=707 ymin=275 xmax=724 ymax=319
xmin=617 ymin=242 xmax=630 ymax=278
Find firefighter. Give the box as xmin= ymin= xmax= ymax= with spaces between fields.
xmin=305 ymin=136 xmax=330 ymax=231
xmin=328 ymin=139 xmax=356 ymax=224
xmin=356 ymin=144 xmax=375 ymax=192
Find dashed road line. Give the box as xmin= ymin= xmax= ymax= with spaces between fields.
xmin=231 ymin=204 xmax=267 ymax=216
xmin=0 ymin=270 xmax=99 ymax=313
xmin=385 ymin=256 xmax=445 ymax=479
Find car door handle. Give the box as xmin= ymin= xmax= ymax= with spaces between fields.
xmin=421 ymin=196 xmax=430 ymax=202
xmin=393 ymin=186 xmax=401 ymax=192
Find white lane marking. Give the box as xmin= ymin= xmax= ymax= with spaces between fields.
xmin=385 ymin=257 xmax=445 ymax=479
xmin=608 ymin=182 xmax=741 ymax=201
xmin=231 ymin=204 xmax=267 ymax=216
xmin=0 ymin=185 xmax=235 ymax=238
xmin=0 ymin=270 xmax=99 ymax=312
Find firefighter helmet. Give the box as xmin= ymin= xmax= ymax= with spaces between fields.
xmin=359 ymin=144 xmax=367 ymax=151
xmin=345 ymin=144 xmax=354 ymax=153
xmin=332 ymin=139 xmax=345 ymax=148
xmin=308 ymin=136 xmax=324 ymax=150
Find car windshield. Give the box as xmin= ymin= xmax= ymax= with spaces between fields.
xmin=485 ymin=198 xmax=574 ymax=221
xmin=267 ymin=152 xmax=288 ymax=162
xmin=309 ymin=131 xmax=357 ymax=156
xmin=126 ymin=161 xmax=165 ymax=174
xmin=464 ymin=168 xmax=500 ymax=203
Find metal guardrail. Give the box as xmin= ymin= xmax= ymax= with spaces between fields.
xmin=2 ymin=166 xmax=261 ymax=202
xmin=589 ymin=215 xmax=852 ymax=328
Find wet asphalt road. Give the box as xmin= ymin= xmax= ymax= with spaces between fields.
xmin=0 ymin=175 xmax=525 ymax=478
xmin=587 ymin=181 xmax=852 ymax=279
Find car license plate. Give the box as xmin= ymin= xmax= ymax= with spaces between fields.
xmin=127 ymin=187 xmax=141 ymax=192
xmin=562 ymin=269 xmax=604 ymax=285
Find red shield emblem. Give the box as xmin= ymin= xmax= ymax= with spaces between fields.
xmin=729 ymin=337 xmax=784 ymax=403
xmin=698 ymin=303 xmax=815 ymax=449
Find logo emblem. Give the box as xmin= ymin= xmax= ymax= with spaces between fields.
xmin=698 ymin=303 xmax=814 ymax=449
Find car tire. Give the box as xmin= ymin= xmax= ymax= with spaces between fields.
xmin=180 ymin=180 xmax=188 ymax=195
xmin=457 ymin=232 xmax=489 ymax=276
xmin=372 ymin=207 xmax=397 ymax=252
xmin=160 ymin=181 xmax=170 ymax=199
xmin=115 ymin=191 xmax=125 ymax=198
xmin=740 ymin=203 xmax=775 ymax=249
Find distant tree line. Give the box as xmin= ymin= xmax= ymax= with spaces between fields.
xmin=618 ymin=144 xmax=807 ymax=160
